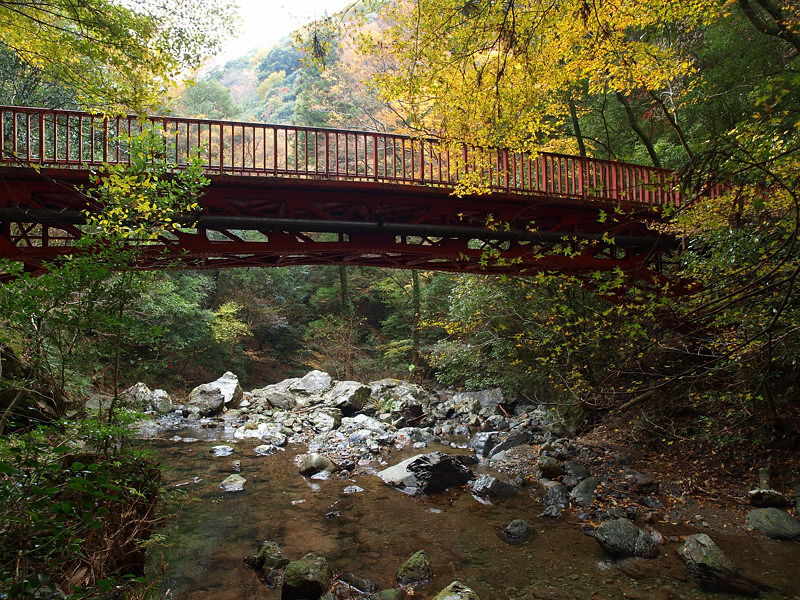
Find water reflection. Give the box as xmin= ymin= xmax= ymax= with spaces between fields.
xmin=146 ymin=432 xmax=800 ymax=600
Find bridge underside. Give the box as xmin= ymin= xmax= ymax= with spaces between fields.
xmin=0 ymin=167 xmax=680 ymax=288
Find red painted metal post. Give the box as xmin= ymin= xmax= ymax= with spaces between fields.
xmin=102 ymin=116 xmax=108 ymax=164
xmin=261 ymin=126 xmax=266 ymax=173
xmin=273 ymin=127 xmax=278 ymax=175
xmin=610 ymin=163 xmax=618 ymax=201
xmin=324 ymin=131 xmax=330 ymax=177
xmin=304 ymin=130 xmax=309 ymax=175
xmin=24 ymin=113 xmax=30 ymax=162
xmin=293 ymin=128 xmax=298 ymax=173
xmin=0 ymin=109 xmax=5 ymax=161
xmin=502 ymin=149 xmax=509 ymax=191
xmin=38 ymin=112 xmax=45 ymax=162
xmin=335 ymin=132 xmax=340 ymax=177
xmin=419 ymin=139 xmax=425 ymax=183
xmin=539 ymin=154 xmax=547 ymax=193
xmin=373 ymin=134 xmax=379 ymax=181
xmin=219 ymin=123 xmax=226 ymax=173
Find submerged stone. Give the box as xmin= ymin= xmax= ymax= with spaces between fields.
xmin=220 ymin=473 xmax=246 ymax=492
xmin=432 ymin=581 xmax=481 ymax=600
xmin=210 ymin=445 xmax=234 ymax=457
xmin=397 ymin=550 xmax=432 ymax=589
xmin=503 ymin=519 xmax=535 ymax=544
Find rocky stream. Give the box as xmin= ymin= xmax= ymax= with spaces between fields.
xmin=124 ymin=370 xmax=800 ymax=600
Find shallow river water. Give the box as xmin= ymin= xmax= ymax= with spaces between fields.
xmin=144 ymin=427 xmax=800 ymax=600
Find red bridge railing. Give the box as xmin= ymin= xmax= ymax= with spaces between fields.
xmin=0 ymin=105 xmax=691 ymax=207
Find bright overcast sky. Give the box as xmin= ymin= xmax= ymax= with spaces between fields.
xmin=217 ymin=0 xmax=351 ymax=62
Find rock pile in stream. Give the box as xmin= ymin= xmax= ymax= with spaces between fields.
xmin=135 ymin=369 xmax=800 ymax=598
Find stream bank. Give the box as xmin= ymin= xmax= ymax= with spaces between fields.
xmin=129 ymin=370 xmax=800 ymax=599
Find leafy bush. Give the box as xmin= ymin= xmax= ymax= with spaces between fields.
xmin=0 ymin=417 xmax=160 ymax=599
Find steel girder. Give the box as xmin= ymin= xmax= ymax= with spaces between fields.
xmin=0 ymin=167 xmax=680 ymax=287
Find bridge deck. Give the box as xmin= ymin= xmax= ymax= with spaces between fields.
xmin=0 ymin=106 xmax=700 ymax=285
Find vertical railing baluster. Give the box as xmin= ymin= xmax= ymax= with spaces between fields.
xmin=25 ymin=113 xmax=31 ymax=162
xmin=418 ymin=139 xmax=424 ymax=183
xmin=38 ymin=113 xmax=45 ymax=163
xmin=293 ymin=128 xmax=298 ymax=173
xmin=272 ymin=127 xmax=277 ymax=175
xmin=502 ymin=149 xmax=509 ymax=191
xmin=102 ymin=116 xmax=108 ymax=164
xmin=219 ymin=122 xmax=225 ymax=172
xmin=0 ymin=109 xmax=5 ymax=161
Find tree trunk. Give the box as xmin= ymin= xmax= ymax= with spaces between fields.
xmin=739 ymin=0 xmax=800 ymax=54
xmin=411 ymin=269 xmax=421 ymax=369
xmin=615 ymin=92 xmax=662 ymax=168
xmin=568 ymin=94 xmax=587 ymax=158
xmin=649 ymin=91 xmax=694 ymax=161
xmin=339 ymin=264 xmax=352 ymax=315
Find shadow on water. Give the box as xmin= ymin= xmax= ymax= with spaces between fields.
xmin=145 ymin=431 xmax=800 ymax=600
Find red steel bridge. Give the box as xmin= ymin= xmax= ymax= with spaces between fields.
xmin=0 ymin=106 xmax=704 ymax=285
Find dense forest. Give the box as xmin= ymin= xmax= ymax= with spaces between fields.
xmin=1 ymin=0 xmax=799 ymax=449
xmin=0 ymin=0 xmax=799 ymax=597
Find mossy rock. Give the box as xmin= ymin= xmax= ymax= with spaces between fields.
xmin=245 ymin=540 xmax=290 ymax=588
xmin=281 ymin=553 xmax=333 ymax=600
xmin=433 ymin=581 xmax=481 ymax=600
xmin=396 ymin=550 xmax=432 ymax=588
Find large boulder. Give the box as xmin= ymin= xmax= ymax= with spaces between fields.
xmin=289 ymin=370 xmax=333 ymax=396
xmin=281 ymin=553 xmax=333 ymax=600
xmin=184 ymin=372 xmax=242 ymax=417
xmin=487 ymin=431 xmax=531 ymax=459
xmin=595 ymin=518 xmax=659 ymax=558
xmin=299 ymin=453 xmax=336 ymax=477
xmin=369 ymin=379 xmax=431 ymax=425
xmin=322 ymin=380 xmax=371 ymax=416
xmin=396 ymin=550 xmax=432 ymax=589
xmin=746 ymin=507 xmax=800 ymax=540
xmin=309 ymin=407 xmax=342 ymax=432
xmin=250 ymin=386 xmax=298 ymax=411
xmin=432 ymin=581 xmax=481 ymax=600
xmin=453 ymin=389 xmax=504 ymax=415
xmin=119 ymin=383 xmax=173 ymax=414
xmin=470 ymin=474 xmax=517 ymax=498
xmin=378 ymin=452 xmax=473 ymax=495
xmin=677 ymin=534 xmax=759 ymax=596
